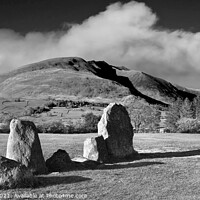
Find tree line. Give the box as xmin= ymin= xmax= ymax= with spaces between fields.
xmin=164 ymin=96 xmax=200 ymax=133
xmin=124 ymin=95 xmax=200 ymax=133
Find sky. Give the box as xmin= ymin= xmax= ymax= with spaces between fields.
xmin=1 ymin=0 xmax=200 ymax=88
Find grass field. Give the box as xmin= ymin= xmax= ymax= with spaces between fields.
xmin=1 ymin=133 xmax=200 ymax=200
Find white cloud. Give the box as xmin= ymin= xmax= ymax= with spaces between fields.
xmin=1 ymin=1 xmax=200 ymax=83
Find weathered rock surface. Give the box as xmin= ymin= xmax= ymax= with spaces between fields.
xmin=6 ymin=119 xmax=47 ymax=175
xmin=0 ymin=156 xmax=35 ymax=189
xmin=46 ymin=149 xmax=72 ymax=172
xmin=83 ymin=136 xmax=108 ymax=163
xmin=98 ymin=103 xmax=136 ymax=159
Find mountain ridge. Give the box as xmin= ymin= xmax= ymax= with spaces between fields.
xmin=0 ymin=57 xmax=198 ymax=108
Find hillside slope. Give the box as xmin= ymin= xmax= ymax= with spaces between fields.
xmin=124 ymin=71 xmax=196 ymax=102
xmin=0 ymin=57 xmax=197 ymax=108
xmin=88 ymin=60 xmax=196 ymax=103
xmin=0 ymin=57 xmax=131 ymax=101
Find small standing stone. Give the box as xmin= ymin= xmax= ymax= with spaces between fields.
xmin=6 ymin=119 xmax=47 ymax=174
xmin=83 ymin=136 xmax=108 ymax=163
xmin=0 ymin=156 xmax=35 ymax=189
xmin=46 ymin=149 xmax=72 ymax=172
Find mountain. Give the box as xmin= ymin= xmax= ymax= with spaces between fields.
xmin=0 ymin=57 xmax=197 ymax=108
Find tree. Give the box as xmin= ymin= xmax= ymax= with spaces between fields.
xmin=126 ymin=103 xmax=161 ymax=133
xmin=81 ymin=112 xmax=101 ymax=132
xmin=129 ymin=108 xmax=143 ymax=133
xmin=180 ymin=98 xmax=195 ymax=119
xmin=194 ymin=95 xmax=200 ymax=119
xmin=176 ymin=118 xmax=200 ymax=133
xmin=165 ymin=97 xmax=198 ymax=132
xmin=122 ymin=95 xmax=161 ymax=133
xmin=164 ymin=98 xmax=182 ymax=132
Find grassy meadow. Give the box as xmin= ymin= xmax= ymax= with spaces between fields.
xmin=1 ymin=133 xmax=200 ymax=199
xmin=0 ymin=98 xmax=104 ymax=134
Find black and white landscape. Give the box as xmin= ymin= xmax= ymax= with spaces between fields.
xmin=0 ymin=0 xmax=200 ymax=199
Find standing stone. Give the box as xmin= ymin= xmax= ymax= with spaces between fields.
xmin=0 ymin=156 xmax=35 ymax=189
xmin=98 ymin=103 xmax=136 ymax=159
xmin=6 ymin=119 xmax=47 ymax=175
xmin=46 ymin=149 xmax=72 ymax=172
xmin=83 ymin=136 xmax=108 ymax=163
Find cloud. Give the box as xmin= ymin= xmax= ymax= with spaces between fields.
xmin=1 ymin=1 xmax=200 ymax=86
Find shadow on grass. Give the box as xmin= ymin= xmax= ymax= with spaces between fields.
xmin=139 ymin=149 xmax=200 ymax=159
xmin=43 ymin=149 xmax=200 ymax=173
xmin=68 ymin=159 xmax=165 ymax=171
xmin=37 ymin=175 xmax=91 ymax=187
xmin=44 ymin=160 xmax=165 ymax=172
xmin=98 ymin=161 xmax=164 ymax=170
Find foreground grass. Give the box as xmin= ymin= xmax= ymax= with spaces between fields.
xmin=1 ymin=133 xmax=200 ymax=200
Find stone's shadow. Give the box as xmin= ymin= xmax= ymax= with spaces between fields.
xmin=77 ymin=149 xmax=200 ymax=170
xmin=58 ymin=160 xmax=164 ymax=171
xmin=44 ymin=149 xmax=200 ymax=173
xmin=97 ymin=161 xmax=164 ymax=170
xmin=139 ymin=149 xmax=200 ymax=159
xmin=37 ymin=175 xmax=91 ymax=187
xmin=44 ymin=160 xmax=164 ymax=172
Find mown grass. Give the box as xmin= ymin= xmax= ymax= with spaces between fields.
xmin=1 ymin=133 xmax=200 ymax=200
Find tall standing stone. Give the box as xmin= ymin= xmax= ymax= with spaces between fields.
xmin=6 ymin=119 xmax=47 ymax=174
xmin=98 ymin=103 xmax=136 ymax=159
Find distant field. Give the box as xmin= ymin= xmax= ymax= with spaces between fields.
xmin=0 ymin=97 xmax=104 ymax=127
xmin=0 ymin=98 xmax=48 ymax=116
xmin=1 ymin=133 xmax=200 ymax=199
xmin=20 ymin=106 xmax=103 ymax=126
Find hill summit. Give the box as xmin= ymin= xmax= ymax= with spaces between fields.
xmin=0 ymin=57 xmax=197 ymax=107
